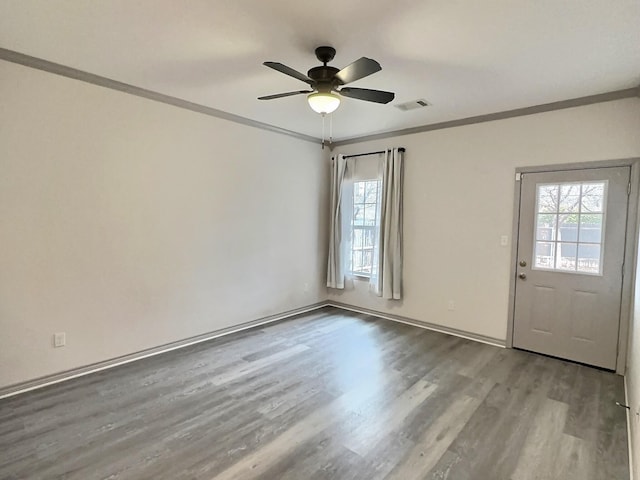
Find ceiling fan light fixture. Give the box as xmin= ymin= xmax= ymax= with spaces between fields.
xmin=307 ymin=92 xmax=340 ymax=114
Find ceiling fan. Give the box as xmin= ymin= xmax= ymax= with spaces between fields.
xmin=258 ymin=46 xmax=395 ymax=114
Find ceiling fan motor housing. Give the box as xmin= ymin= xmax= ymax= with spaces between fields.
xmin=308 ymin=66 xmax=342 ymax=92
xmin=310 ymin=46 xmax=342 ymax=92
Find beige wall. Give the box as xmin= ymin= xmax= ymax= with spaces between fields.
xmin=2 ymin=60 xmax=640 ymax=476
xmin=0 ymin=61 xmax=328 ymax=388
xmin=328 ymin=98 xmax=640 ymax=342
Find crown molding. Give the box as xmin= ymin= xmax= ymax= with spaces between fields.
xmin=2 ymin=47 xmax=637 ymax=148
xmin=0 ymin=47 xmax=321 ymax=145
xmin=331 ymin=87 xmax=640 ymax=147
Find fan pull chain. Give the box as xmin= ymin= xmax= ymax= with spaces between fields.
xmin=321 ymin=113 xmax=326 ymax=149
xmin=329 ymin=114 xmax=333 ymax=144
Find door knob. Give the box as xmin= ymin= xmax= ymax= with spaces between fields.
xmin=519 ymin=260 xmax=527 ymax=267
xmin=519 ymin=272 xmax=527 ymax=280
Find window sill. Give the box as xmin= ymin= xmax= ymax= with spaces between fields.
xmin=350 ymin=274 xmax=371 ymax=281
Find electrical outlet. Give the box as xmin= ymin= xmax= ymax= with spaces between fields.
xmin=53 ymin=332 xmax=66 ymax=348
xmin=447 ymin=300 xmax=455 ymax=311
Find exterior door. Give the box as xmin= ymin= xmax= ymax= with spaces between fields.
xmin=512 ymin=166 xmax=630 ymax=369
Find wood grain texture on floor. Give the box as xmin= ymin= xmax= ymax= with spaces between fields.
xmin=0 ymin=307 xmax=630 ymax=479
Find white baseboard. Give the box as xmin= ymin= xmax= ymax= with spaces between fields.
xmin=625 ymin=376 xmax=635 ymax=480
xmin=0 ymin=302 xmax=327 ymax=400
xmin=1 ymin=300 xmax=508 ymax=400
xmin=326 ymin=301 xmax=506 ymax=348
xmin=3 ymin=298 xmax=630 ymax=476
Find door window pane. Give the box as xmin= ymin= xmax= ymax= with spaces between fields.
xmin=536 ymin=214 xmax=556 ymax=241
xmin=532 ymin=181 xmax=607 ymax=275
xmin=537 ymin=185 xmax=559 ymax=213
xmin=556 ymin=243 xmax=577 ymax=271
xmin=558 ymin=214 xmax=578 ymax=242
xmin=579 ymin=214 xmax=603 ymax=244
xmin=577 ymin=244 xmax=601 ymax=274
xmin=581 ymin=183 xmax=605 ymax=213
xmin=535 ymin=242 xmax=555 ymax=269
xmin=559 ymin=184 xmax=581 ymax=213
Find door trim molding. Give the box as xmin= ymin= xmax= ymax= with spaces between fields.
xmin=506 ymin=157 xmax=640 ymax=375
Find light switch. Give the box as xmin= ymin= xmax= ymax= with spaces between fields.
xmin=500 ymin=235 xmax=509 ymax=246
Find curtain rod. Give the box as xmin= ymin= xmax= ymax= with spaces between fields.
xmin=342 ymin=147 xmax=405 ymax=159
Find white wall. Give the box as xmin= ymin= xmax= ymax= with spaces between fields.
xmin=0 ymin=61 xmax=328 ymax=388
xmin=328 ymin=98 xmax=640 ymax=342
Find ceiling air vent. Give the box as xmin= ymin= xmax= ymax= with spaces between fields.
xmin=395 ymin=99 xmax=431 ymax=111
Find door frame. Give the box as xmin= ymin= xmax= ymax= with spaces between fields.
xmin=506 ymin=157 xmax=640 ymax=374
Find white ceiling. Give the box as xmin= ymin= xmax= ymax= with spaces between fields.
xmin=1 ymin=0 xmax=639 ymax=140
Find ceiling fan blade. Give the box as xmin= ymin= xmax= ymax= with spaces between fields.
xmin=339 ymin=87 xmax=395 ymax=104
xmin=258 ymin=90 xmax=314 ymax=100
xmin=263 ymin=62 xmax=314 ymax=85
xmin=335 ymin=57 xmax=382 ymax=85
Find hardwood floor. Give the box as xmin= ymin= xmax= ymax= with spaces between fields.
xmin=0 ymin=307 xmax=630 ymax=479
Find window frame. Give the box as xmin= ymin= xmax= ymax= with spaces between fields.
xmin=532 ymin=180 xmax=608 ymax=276
xmin=348 ymin=179 xmax=382 ymax=278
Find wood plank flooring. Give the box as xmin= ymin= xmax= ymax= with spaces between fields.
xmin=0 ymin=307 xmax=630 ymax=479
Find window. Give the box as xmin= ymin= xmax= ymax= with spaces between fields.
xmin=349 ymin=179 xmax=382 ymax=277
xmin=533 ymin=181 xmax=607 ymax=275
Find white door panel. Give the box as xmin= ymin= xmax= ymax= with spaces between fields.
xmin=512 ymin=166 xmax=629 ymax=369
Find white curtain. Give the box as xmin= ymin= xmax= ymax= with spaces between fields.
xmin=326 ymin=154 xmax=352 ymax=289
xmin=370 ymin=148 xmax=404 ymax=299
